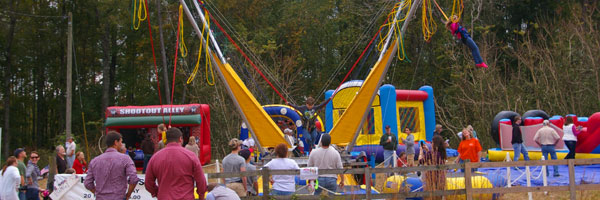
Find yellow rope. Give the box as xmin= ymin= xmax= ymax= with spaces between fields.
xmin=178 ymin=5 xmax=188 ymax=58
xmin=186 ymin=22 xmax=204 ymax=84
xmin=204 ymin=10 xmax=215 ymax=86
xmin=451 ymin=0 xmax=463 ymax=23
xmin=132 ymin=0 xmax=147 ymax=30
xmin=432 ymin=0 xmax=449 ymax=21
xmin=376 ymin=0 xmax=411 ymax=61
xmin=186 ymin=9 xmax=215 ymax=86
xmin=421 ymin=0 xmax=437 ymax=42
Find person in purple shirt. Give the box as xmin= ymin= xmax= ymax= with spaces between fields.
xmin=84 ymin=131 xmax=140 ymax=200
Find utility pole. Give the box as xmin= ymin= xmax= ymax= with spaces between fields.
xmin=66 ymin=12 xmax=72 ymax=138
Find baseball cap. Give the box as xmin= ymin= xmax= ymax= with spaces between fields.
xmin=239 ymin=149 xmax=251 ymax=160
xmin=14 ymin=148 xmax=24 ymax=157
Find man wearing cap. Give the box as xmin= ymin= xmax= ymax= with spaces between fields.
xmin=283 ymin=128 xmax=295 ymax=147
xmin=534 ymin=120 xmax=561 ymax=177
xmin=379 ymin=125 xmax=398 ymax=168
xmin=65 ymin=137 xmax=76 ymax=168
xmin=15 ymin=148 xmax=27 ymax=200
xmin=239 ymin=149 xmax=257 ymax=196
xmin=434 ymin=124 xmax=443 ymax=137
xmin=222 ymin=138 xmax=248 ymax=197
xmin=307 ymin=134 xmax=344 ymax=195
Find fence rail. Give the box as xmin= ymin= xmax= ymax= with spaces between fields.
xmin=207 ymin=158 xmax=600 ymax=200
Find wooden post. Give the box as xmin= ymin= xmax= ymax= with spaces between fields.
xmin=365 ymin=167 xmax=371 ymax=200
xmin=66 ymin=12 xmax=72 ymax=139
xmin=464 ymin=160 xmax=473 ymax=200
xmin=216 ymin=159 xmax=221 ymax=184
xmin=568 ymin=159 xmax=576 ymax=200
xmin=48 ymin=155 xmax=56 ymax=190
xmin=262 ymin=168 xmax=270 ymax=200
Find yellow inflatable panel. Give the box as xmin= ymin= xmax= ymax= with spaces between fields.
xmin=257 ymin=176 xmax=270 ymax=194
xmin=339 ymin=174 xmax=358 ymax=186
xmin=445 ymin=176 xmax=493 ymax=200
xmin=331 ymin=84 xmax=383 ymax=146
xmin=396 ymin=101 xmax=427 ymax=142
xmin=382 ymin=175 xmax=409 ymax=193
xmin=329 ymin=42 xmax=397 ymax=145
xmin=488 ymin=149 xmax=600 ymax=161
xmin=211 ymin=52 xmax=287 ymax=148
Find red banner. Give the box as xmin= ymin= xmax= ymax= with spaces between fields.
xmin=105 ymin=104 xmax=205 ymax=117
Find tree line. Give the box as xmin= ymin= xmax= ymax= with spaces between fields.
xmin=1 ymin=0 xmax=598 ymax=159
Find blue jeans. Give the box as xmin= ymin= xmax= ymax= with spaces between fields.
xmin=18 ymin=190 xmax=26 ymax=200
xmin=26 ymin=188 xmax=39 ymax=200
xmin=304 ymin=128 xmax=318 ymax=153
xmin=564 ymin=141 xmax=576 ymax=159
xmin=541 ymin=145 xmax=559 ymax=176
xmin=457 ymin=27 xmax=484 ymax=65
xmin=512 ymin=143 xmax=530 ymax=161
xmin=271 ymin=189 xmax=294 ymax=196
xmin=316 ymin=177 xmax=338 ymax=195
xmin=464 ymin=36 xmax=484 ymax=64
xmin=458 ymin=158 xmax=478 ymax=173
xmin=67 ymin=155 xmax=75 ymax=169
xmin=383 ymin=150 xmax=395 ymax=168
xmin=143 ymin=154 xmax=152 ymax=173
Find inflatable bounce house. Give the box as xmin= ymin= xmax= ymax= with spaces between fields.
xmin=488 ymin=110 xmax=600 ymax=161
xmin=239 ymin=105 xmax=324 ymax=150
xmin=105 ymin=104 xmax=211 ymax=166
xmin=323 ymin=80 xmax=436 ymax=162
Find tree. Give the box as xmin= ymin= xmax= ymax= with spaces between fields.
xmin=2 ymin=0 xmax=17 ymax=159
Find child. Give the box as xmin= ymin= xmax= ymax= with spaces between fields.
xmin=445 ymin=15 xmax=488 ymax=68
xmin=397 ymin=152 xmax=408 ymax=167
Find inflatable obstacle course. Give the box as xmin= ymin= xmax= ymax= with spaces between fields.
xmin=489 ymin=110 xmax=600 ymax=161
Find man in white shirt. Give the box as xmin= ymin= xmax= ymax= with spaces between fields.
xmin=307 ymin=134 xmax=344 ymax=195
xmin=283 ymin=128 xmax=295 ymax=147
xmin=242 ymin=137 xmax=255 ymax=150
xmin=65 ymin=137 xmax=76 ymax=168
xmin=533 ymin=120 xmax=561 ymax=177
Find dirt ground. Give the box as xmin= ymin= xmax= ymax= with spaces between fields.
xmin=499 ymin=190 xmax=600 ymax=200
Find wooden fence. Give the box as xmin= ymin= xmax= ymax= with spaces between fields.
xmin=207 ymin=158 xmax=600 ymax=200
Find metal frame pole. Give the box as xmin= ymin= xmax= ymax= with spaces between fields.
xmin=179 ymin=0 xmax=264 ymax=152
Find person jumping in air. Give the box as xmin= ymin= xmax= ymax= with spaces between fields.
xmin=445 ymin=15 xmax=488 ymax=68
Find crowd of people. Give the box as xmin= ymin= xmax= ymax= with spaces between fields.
xmin=0 ymin=124 xmax=207 ymax=200
xmin=0 ymin=111 xmax=585 ymax=199
xmin=218 ymin=133 xmax=344 ymax=197
xmin=0 ymin=148 xmax=46 ymax=200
